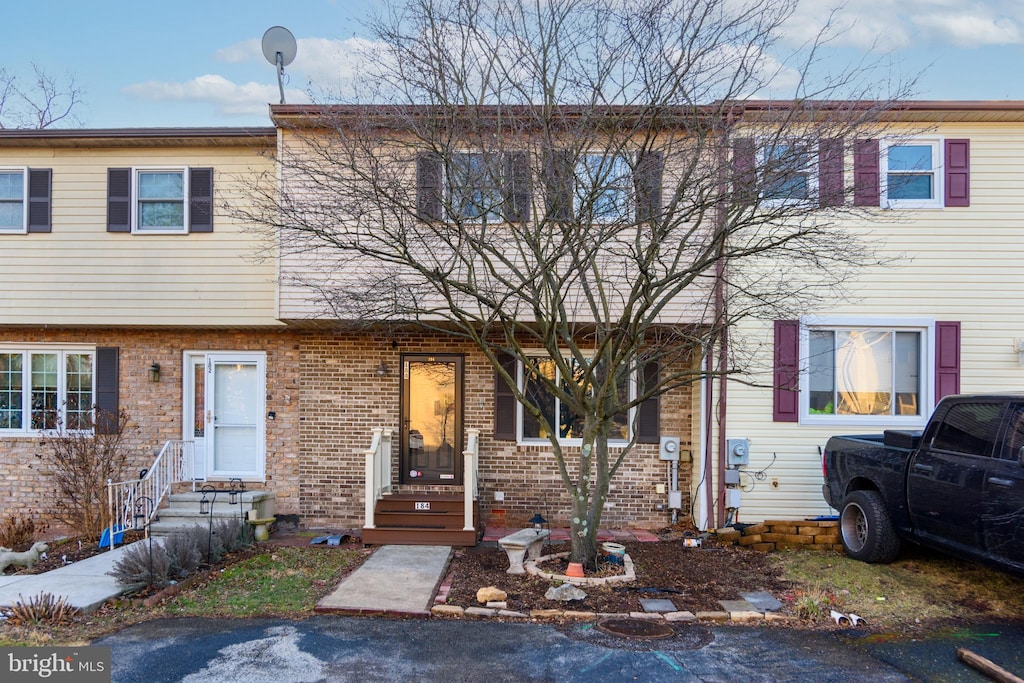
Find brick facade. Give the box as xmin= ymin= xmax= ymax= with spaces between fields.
xmin=298 ymin=331 xmax=695 ymax=530
xmin=1 ymin=327 xmax=694 ymax=534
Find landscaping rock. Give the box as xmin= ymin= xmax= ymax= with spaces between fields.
xmin=545 ymin=583 xmax=587 ymax=602
xmin=476 ymin=586 xmax=507 ymax=603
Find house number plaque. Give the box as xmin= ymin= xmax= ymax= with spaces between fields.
xmin=415 ymin=502 xmax=430 ymax=511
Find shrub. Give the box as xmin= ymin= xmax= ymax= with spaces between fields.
xmin=37 ymin=408 xmax=137 ymax=539
xmin=0 ymin=514 xmax=39 ymax=550
xmin=108 ymin=540 xmax=170 ymax=586
xmin=214 ymin=517 xmax=254 ymax=553
xmin=192 ymin=524 xmax=225 ymax=565
xmin=162 ymin=530 xmax=202 ymax=579
xmin=5 ymin=592 xmax=80 ymax=626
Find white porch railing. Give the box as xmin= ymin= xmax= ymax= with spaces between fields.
xmin=463 ymin=428 xmax=480 ymax=531
xmin=363 ymin=428 xmax=394 ymax=529
xmin=105 ymin=439 xmax=195 ymax=550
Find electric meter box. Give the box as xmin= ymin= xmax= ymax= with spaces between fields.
xmin=727 ymin=438 xmax=750 ymax=467
xmin=724 ymin=488 xmax=742 ymax=509
xmin=659 ymin=436 xmax=681 ymax=461
xmin=723 ymin=469 xmax=740 ymax=486
xmin=667 ymin=490 xmax=683 ymax=510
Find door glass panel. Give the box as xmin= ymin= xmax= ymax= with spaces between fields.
xmin=404 ymin=357 xmax=461 ymax=481
xmin=193 ymin=363 xmax=205 ymax=438
xmin=213 ymin=362 xmax=258 ymax=472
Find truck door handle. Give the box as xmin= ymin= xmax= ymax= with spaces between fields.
xmin=912 ymin=463 xmax=934 ymax=474
xmin=988 ymin=477 xmax=1014 ymax=488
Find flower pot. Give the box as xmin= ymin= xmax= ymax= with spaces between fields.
xmin=565 ymin=562 xmax=584 ymax=578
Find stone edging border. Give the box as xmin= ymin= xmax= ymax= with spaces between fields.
xmin=429 ymin=604 xmax=796 ymax=624
xmin=524 ymin=551 xmax=636 ymax=586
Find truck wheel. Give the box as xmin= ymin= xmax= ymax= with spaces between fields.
xmin=839 ymin=490 xmax=901 ymax=563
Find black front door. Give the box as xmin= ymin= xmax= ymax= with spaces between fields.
xmin=401 ymin=354 xmax=463 ymax=484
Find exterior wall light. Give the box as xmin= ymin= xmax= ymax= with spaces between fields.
xmin=148 ymin=363 xmax=161 ymax=383
xmin=375 ymin=360 xmax=390 ymax=377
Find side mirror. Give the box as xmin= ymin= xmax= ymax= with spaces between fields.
xmin=1018 ymin=446 xmax=1024 ymax=465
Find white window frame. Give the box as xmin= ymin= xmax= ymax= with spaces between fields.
xmin=446 ymin=152 xmax=504 ymax=223
xmin=574 ymin=152 xmax=634 ymax=223
xmin=516 ymin=351 xmax=635 ymax=445
xmin=881 ymin=138 xmax=943 ymax=210
xmin=798 ymin=316 xmax=934 ymax=428
xmin=758 ymin=140 xmax=817 ymax=206
xmin=0 ymin=344 xmax=96 ymax=436
xmin=131 ymin=166 xmax=189 ymax=234
xmin=0 ymin=167 xmax=28 ymax=234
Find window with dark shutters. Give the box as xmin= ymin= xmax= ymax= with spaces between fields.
xmin=27 ymin=168 xmax=52 ymax=233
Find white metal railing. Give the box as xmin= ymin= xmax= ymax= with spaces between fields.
xmin=105 ymin=439 xmax=195 ymax=550
xmin=363 ymin=427 xmax=394 ymax=529
xmin=463 ymin=428 xmax=480 ymax=531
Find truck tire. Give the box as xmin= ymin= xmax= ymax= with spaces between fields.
xmin=839 ymin=490 xmax=901 ymax=563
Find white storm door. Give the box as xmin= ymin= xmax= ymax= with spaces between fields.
xmin=184 ymin=355 xmax=207 ymax=480
xmin=206 ymin=353 xmax=266 ymax=480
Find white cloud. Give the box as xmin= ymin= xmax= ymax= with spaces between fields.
xmin=123 ymin=74 xmax=307 ymax=116
xmin=214 ymin=36 xmax=381 ymax=92
xmin=782 ymin=0 xmax=1024 ymax=51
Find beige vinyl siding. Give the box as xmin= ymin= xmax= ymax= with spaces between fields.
xmin=0 ymin=145 xmax=280 ymax=327
xmin=720 ymin=121 xmax=1024 ymax=523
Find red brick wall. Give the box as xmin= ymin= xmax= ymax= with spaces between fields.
xmin=299 ymin=332 xmax=695 ymax=530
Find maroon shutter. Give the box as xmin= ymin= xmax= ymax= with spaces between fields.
xmin=107 ymin=168 xmax=131 ymax=232
xmin=544 ymin=149 xmax=572 ymax=221
xmin=95 ymin=347 xmax=119 ymax=434
xmin=27 ymin=168 xmax=51 ymax=233
xmin=416 ymin=153 xmax=442 ymax=221
xmin=818 ymin=138 xmax=844 ymax=208
xmin=934 ymin=321 xmax=961 ymax=401
xmin=189 ymin=167 xmax=214 ymax=233
xmin=494 ymin=352 xmax=517 ymax=440
xmin=732 ymin=138 xmax=756 ymax=205
xmin=853 ymin=139 xmax=880 ymax=206
xmin=636 ymin=360 xmax=660 ymax=443
xmin=944 ymin=139 xmax=970 ymax=207
xmin=635 ymin=150 xmax=664 ymax=221
xmin=774 ymin=320 xmax=800 ymax=422
xmin=504 ymin=152 xmax=531 ymax=223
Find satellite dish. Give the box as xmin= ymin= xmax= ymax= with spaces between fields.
xmin=262 ymin=26 xmax=297 ymax=105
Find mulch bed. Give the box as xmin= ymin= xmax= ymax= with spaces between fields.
xmin=1 ymin=532 xmax=146 ymax=575
xmin=444 ymin=538 xmax=793 ymax=615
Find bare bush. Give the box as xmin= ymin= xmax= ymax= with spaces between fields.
xmin=162 ymin=529 xmax=202 ymax=579
xmin=0 ymin=514 xmax=40 ymax=550
xmin=108 ymin=540 xmax=171 ymax=587
xmin=37 ymin=409 xmax=136 ymax=539
xmin=4 ymin=592 xmax=80 ymax=626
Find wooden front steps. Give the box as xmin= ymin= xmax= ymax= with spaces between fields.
xmin=362 ymin=492 xmax=479 ymax=546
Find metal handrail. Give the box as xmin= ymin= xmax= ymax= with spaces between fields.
xmin=105 ymin=440 xmax=195 ymax=550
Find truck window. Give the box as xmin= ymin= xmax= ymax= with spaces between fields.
xmin=929 ymin=402 xmax=1002 ymax=457
xmin=1000 ymin=405 xmax=1024 ymax=461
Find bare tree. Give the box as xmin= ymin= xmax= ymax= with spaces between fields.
xmin=0 ymin=64 xmax=83 ymax=129
xmin=244 ymin=0 xmax=912 ymax=563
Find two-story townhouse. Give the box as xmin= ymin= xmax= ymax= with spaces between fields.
xmin=0 ymin=127 xmax=310 ymax=531
xmin=717 ymin=102 xmax=1024 ymax=528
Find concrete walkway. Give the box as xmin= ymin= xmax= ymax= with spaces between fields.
xmin=316 ymin=545 xmax=453 ymax=616
xmin=0 ymin=541 xmax=143 ymax=613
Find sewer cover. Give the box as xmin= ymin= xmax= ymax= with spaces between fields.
xmin=596 ymin=618 xmax=675 ymax=639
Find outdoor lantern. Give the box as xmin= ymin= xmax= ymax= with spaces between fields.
xmin=148 ymin=363 xmax=161 ymax=383
xmin=530 ymin=513 xmax=548 ymax=529
xmin=228 ymin=478 xmax=243 ymax=505
xmin=375 ymin=360 xmax=390 ymax=377
xmin=199 ymin=485 xmax=216 ymax=515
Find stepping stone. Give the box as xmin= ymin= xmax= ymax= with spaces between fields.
xmin=640 ymin=598 xmax=677 ymax=613
xmin=739 ymin=591 xmax=783 ymax=612
xmin=718 ymin=599 xmax=759 ymax=614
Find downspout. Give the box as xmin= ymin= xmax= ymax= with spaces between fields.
xmin=714 ymin=108 xmax=736 ymax=529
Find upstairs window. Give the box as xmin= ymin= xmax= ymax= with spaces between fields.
xmin=449 ymin=153 xmax=503 ymax=222
xmin=883 ymin=140 xmax=942 ymax=208
xmin=136 ymin=169 xmax=186 ymax=232
xmin=0 ymin=169 xmax=26 ymax=233
xmin=575 ymin=153 xmax=634 ymax=222
xmin=760 ymin=142 xmax=815 ymax=204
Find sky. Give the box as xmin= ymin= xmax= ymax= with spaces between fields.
xmin=2 ymin=0 xmax=1023 ymax=129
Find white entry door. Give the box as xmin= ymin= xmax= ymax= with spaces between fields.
xmin=184 ymin=352 xmax=266 ymax=481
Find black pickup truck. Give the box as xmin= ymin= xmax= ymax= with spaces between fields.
xmin=823 ymin=394 xmax=1024 ymax=574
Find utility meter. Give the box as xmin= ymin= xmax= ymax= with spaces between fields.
xmin=659 ymin=436 xmax=681 ymax=461
xmin=727 ymin=438 xmax=750 ymax=466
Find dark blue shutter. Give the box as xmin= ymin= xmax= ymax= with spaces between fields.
xmin=189 ymin=167 xmax=214 ymax=233
xmin=107 ymin=169 xmax=131 ymax=232
xmin=27 ymin=168 xmax=52 ymax=233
